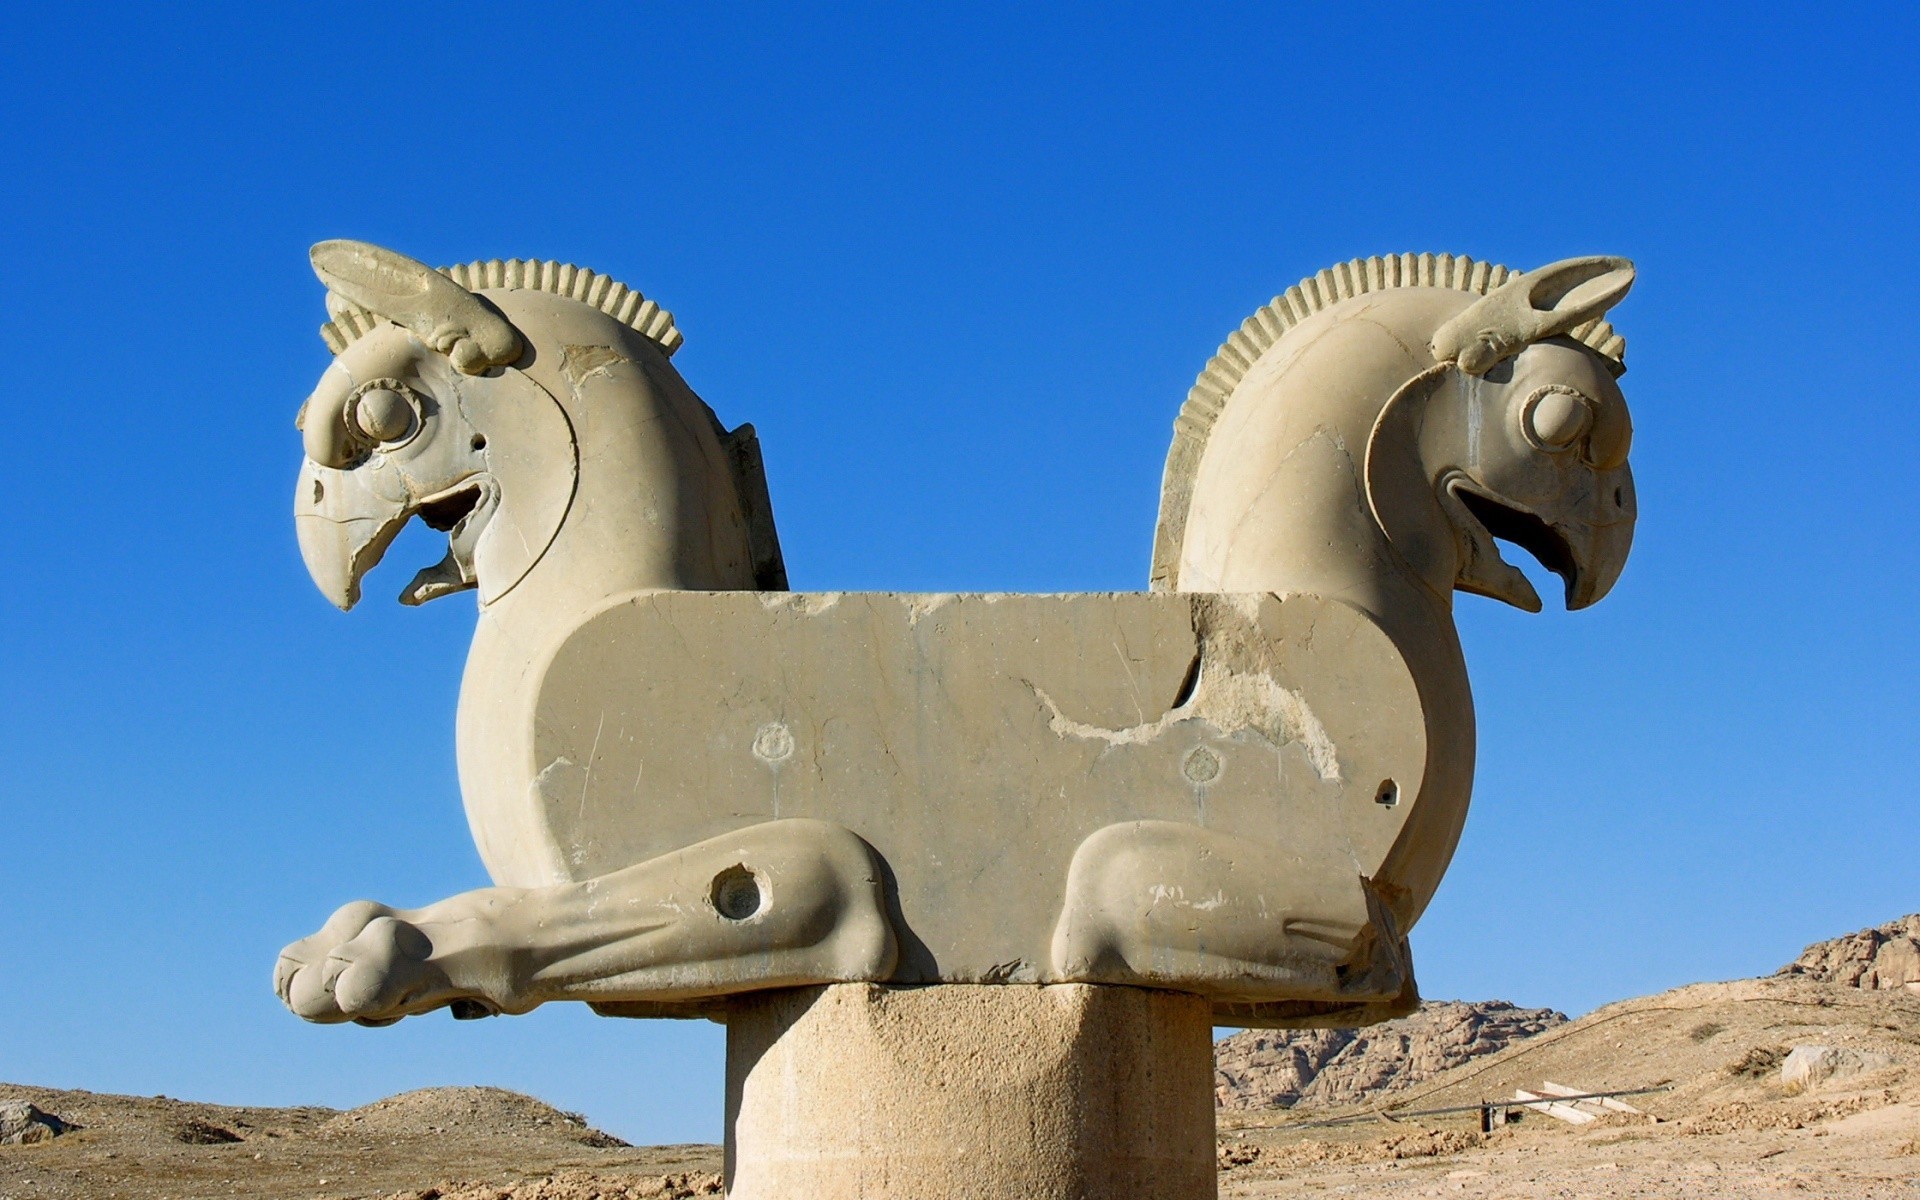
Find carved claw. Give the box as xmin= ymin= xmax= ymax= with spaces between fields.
xmin=274 ymin=900 xmax=508 ymax=1026
xmin=274 ymin=819 xmax=900 ymax=1027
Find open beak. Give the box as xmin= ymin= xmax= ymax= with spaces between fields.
xmin=295 ymin=458 xmax=492 ymax=611
xmin=1446 ymin=470 xmax=1635 ymax=612
xmin=295 ymin=458 xmax=412 ymax=611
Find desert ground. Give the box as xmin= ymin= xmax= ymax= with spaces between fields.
xmin=1217 ymin=973 xmax=1919 ymax=1198
xmin=0 ymin=1086 xmax=721 ymax=1200
xmin=3 ymin=945 xmax=1915 ymax=1198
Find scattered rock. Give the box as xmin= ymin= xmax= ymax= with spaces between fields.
xmin=0 ymin=1100 xmax=75 ymax=1144
xmin=1217 ymin=1140 xmax=1261 ymax=1169
xmin=1780 ymin=1045 xmax=1897 ymax=1092
xmin=1727 ymin=1045 xmax=1785 ymax=1078
xmin=176 ymin=1117 xmax=244 ymax=1144
xmin=1779 ymin=914 xmax=1920 ymax=992
xmin=1260 ymin=1129 xmax=1485 ymax=1167
xmin=387 ymin=1170 xmax=723 ymax=1199
xmin=1675 ymin=1090 xmax=1894 ymax=1135
xmin=1214 ymin=999 xmax=1567 ymax=1110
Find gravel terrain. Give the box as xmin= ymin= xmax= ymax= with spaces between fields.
xmin=1218 ymin=974 xmax=1920 ymax=1198
xmin=0 ymin=1085 xmax=719 ymax=1200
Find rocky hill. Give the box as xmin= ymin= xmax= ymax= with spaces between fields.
xmin=1778 ymin=913 xmax=1920 ymax=993
xmin=1217 ymin=970 xmax=1918 ymax=1199
xmin=1214 ymin=999 xmax=1567 ymax=1110
xmin=0 ymin=1084 xmax=720 ymax=1200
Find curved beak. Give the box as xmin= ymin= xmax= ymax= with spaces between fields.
xmin=1558 ymin=463 xmax=1635 ymax=610
xmin=1556 ymin=508 xmax=1634 ymax=610
xmin=1447 ymin=464 xmax=1636 ymax=612
xmin=294 ymin=458 xmax=412 ymax=610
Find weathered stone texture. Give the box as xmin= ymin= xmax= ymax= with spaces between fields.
xmin=1213 ymin=999 xmax=1567 ymax=1110
xmin=1778 ymin=914 xmax=1920 ymax=993
xmin=1780 ymin=1044 xmax=1898 ymax=1091
xmin=0 ymin=1100 xmax=74 ymax=1144
xmin=725 ymin=983 xmax=1216 ymax=1199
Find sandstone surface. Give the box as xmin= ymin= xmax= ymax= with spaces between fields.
xmin=1781 ymin=1044 xmax=1898 ymax=1091
xmin=1214 ymin=999 xmax=1567 ymax=1110
xmin=0 ymin=1101 xmax=74 ymax=1146
xmin=1778 ymin=913 xmax=1920 ymax=992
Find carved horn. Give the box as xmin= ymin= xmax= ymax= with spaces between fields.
xmin=1430 ymin=256 xmax=1635 ymax=376
xmin=310 ymin=240 xmax=523 ymax=375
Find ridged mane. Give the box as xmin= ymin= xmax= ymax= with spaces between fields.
xmin=319 ymin=259 xmax=684 ymax=358
xmin=1150 ymin=253 xmax=1629 ymax=590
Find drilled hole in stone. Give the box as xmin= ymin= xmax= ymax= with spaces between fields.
xmin=1375 ymin=779 xmax=1399 ymax=807
xmin=752 ymin=722 xmax=794 ymax=762
xmin=712 ymin=866 xmax=762 ymax=920
xmin=311 ymin=479 xmax=324 ymax=505
xmin=472 ymin=434 xmax=487 ymax=451
xmin=1183 ymin=746 xmax=1221 ymax=784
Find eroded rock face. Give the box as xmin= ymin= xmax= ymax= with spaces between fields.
xmin=1213 ymin=1000 xmax=1566 ymax=1110
xmin=1780 ymin=1045 xmax=1897 ymax=1092
xmin=0 ymin=1100 xmax=75 ymax=1144
xmin=1778 ymin=915 xmax=1920 ymax=993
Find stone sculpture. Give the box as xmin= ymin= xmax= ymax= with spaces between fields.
xmin=274 ymin=242 xmax=1636 ymax=1196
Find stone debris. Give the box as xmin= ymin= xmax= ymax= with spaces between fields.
xmin=175 ymin=1116 xmax=244 ymax=1143
xmin=1257 ymin=1128 xmax=1487 ymax=1167
xmin=1778 ymin=914 xmax=1920 ymax=992
xmin=1672 ymin=1089 xmax=1898 ymax=1135
xmin=1725 ymin=1044 xmax=1785 ymax=1078
xmin=1780 ymin=1045 xmax=1898 ymax=1092
xmin=0 ymin=1100 xmax=75 ymax=1144
xmin=1214 ymin=999 xmax=1567 ymax=1110
xmin=1217 ymin=1140 xmax=1262 ymax=1169
xmin=388 ymin=1170 xmax=723 ymax=1199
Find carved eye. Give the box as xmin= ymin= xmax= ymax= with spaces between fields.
xmin=350 ymin=386 xmax=418 ymax=444
xmin=1523 ymin=388 xmax=1593 ymax=451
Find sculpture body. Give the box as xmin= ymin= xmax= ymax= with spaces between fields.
xmin=273 ymin=241 xmax=1637 ymax=1194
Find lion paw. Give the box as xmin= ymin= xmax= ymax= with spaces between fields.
xmin=274 ymin=900 xmax=474 ymax=1026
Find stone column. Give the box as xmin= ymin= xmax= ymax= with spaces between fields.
xmin=724 ymin=982 xmax=1216 ymax=1199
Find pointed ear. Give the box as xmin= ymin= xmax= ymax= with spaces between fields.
xmin=1431 ymin=256 xmax=1635 ymax=375
xmin=311 ymin=240 xmax=523 ymax=375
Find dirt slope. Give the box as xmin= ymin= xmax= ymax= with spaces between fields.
xmin=0 ymin=1084 xmax=719 ymax=1200
xmin=1218 ymin=973 xmax=1920 ymax=1198
xmin=1215 ymin=1000 xmax=1567 ymax=1111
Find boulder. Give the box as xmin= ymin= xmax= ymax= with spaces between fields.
xmin=1779 ymin=1045 xmax=1896 ymax=1091
xmin=0 ymin=1101 xmax=75 ymax=1144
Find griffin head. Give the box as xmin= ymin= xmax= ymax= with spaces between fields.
xmin=1408 ymin=256 xmax=1638 ymax=612
xmin=293 ymin=241 xmax=575 ymax=611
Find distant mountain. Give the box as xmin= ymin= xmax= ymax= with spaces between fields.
xmin=1213 ymin=999 xmax=1567 ymax=1110
xmin=1777 ymin=913 xmax=1920 ymax=993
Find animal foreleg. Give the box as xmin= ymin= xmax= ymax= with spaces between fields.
xmin=275 ymin=818 xmax=897 ymax=1025
xmin=1049 ymin=820 xmax=1410 ymax=1005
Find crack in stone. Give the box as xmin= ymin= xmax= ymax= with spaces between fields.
xmin=1026 ymin=648 xmax=1341 ymax=783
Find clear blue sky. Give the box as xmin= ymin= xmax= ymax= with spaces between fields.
xmin=0 ymin=4 xmax=1914 ymax=1145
